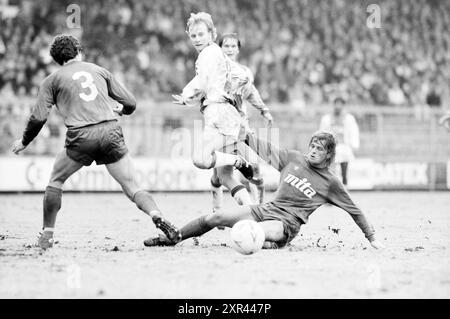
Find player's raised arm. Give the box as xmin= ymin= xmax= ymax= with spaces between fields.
xmin=101 ymin=68 xmax=136 ymax=115
xmin=11 ymin=76 xmax=54 ymax=154
xmin=246 ymin=84 xmax=273 ymax=126
xmin=174 ymin=76 xmax=205 ymax=107
xmin=327 ymin=177 xmax=384 ymax=249
xmin=244 ymin=132 xmax=297 ymax=171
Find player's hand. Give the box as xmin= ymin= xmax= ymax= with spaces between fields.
xmin=439 ymin=113 xmax=450 ymax=131
xmin=172 ymin=94 xmax=185 ymax=105
xmin=11 ymin=139 xmax=26 ymax=155
xmin=112 ymin=104 xmax=124 ymax=116
xmin=370 ymin=240 xmax=385 ymax=250
xmin=262 ymin=111 xmax=273 ymax=128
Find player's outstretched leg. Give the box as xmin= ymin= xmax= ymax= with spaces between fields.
xmin=194 ymin=149 xmax=254 ymax=180
xmin=262 ymin=241 xmax=279 ymax=249
xmin=258 ymin=220 xmax=287 ymax=249
xmin=133 ymin=190 xmax=181 ymax=243
xmin=38 ymin=150 xmax=83 ymax=249
xmin=144 ymin=206 xmax=255 ymax=247
xmin=192 ymin=132 xmax=254 ymax=179
xmin=106 ymin=154 xmax=181 ymax=243
xmin=217 ymin=165 xmax=253 ymax=206
xmin=38 ymin=186 xmax=62 ymax=249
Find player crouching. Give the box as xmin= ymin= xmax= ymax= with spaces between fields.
xmin=143 ymin=130 xmax=384 ymax=250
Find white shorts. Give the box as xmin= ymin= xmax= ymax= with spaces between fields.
xmin=203 ymin=103 xmax=242 ymax=140
xmin=335 ymin=144 xmax=355 ymax=163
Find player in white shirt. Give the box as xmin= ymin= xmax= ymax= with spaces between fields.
xmin=172 ymin=12 xmax=254 ymax=205
xmin=319 ymin=97 xmax=360 ymax=186
xmin=210 ymin=33 xmax=274 ymax=212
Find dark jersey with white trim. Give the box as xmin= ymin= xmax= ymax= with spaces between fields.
xmin=246 ymin=133 xmax=375 ymax=241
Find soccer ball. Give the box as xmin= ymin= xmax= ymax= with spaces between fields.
xmin=229 ymin=220 xmax=265 ymax=255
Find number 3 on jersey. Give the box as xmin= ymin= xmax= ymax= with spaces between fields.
xmin=72 ymin=71 xmax=99 ymax=102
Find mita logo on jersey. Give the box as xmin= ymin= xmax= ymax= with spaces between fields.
xmin=284 ymin=174 xmax=317 ymax=199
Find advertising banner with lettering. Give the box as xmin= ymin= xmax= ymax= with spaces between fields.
xmin=0 ymin=157 xmax=446 ymax=191
xmin=0 ymin=157 xmax=213 ymax=191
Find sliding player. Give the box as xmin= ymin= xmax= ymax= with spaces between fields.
xmin=172 ymin=12 xmax=254 ymax=206
xmin=11 ymin=34 xmax=181 ymax=249
xmin=144 ymin=130 xmax=384 ymax=250
xmin=210 ymin=33 xmax=273 ymax=211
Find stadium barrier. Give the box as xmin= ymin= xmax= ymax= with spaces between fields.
xmin=2 ymin=101 xmax=449 ymax=162
xmin=0 ymin=156 xmax=448 ymax=192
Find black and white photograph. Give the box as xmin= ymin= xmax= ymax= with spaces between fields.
xmin=0 ymin=0 xmax=449 ymax=303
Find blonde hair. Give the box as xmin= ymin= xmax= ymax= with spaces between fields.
xmin=186 ymin=12 xmax=217 ymax=41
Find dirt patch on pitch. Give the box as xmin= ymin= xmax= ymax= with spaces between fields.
xmin=0 ymin=192 xmax=449 ymax=298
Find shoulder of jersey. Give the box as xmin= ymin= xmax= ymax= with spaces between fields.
xmin=83 ymin=61 xmax=102 ymax=70
xmin=43 ymin=72 xmax=56 ymax=84
xmin=200 ymin=42 xmax=222 ymax=57
xmin=239 ymin=64 xmax=252 ymax=73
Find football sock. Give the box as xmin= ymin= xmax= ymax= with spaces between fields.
xmin=132 ymin=190 xmax=160 ymax=217
xmin=43 ymin=186 xmax=62 ymax=228
xmin=211 ymin=178 xmax=223 ymax=211
xmin=248 ymin=183 xmax=259 ymax=204
xmin=250 ymin=177 xmax=265 ymax=204
xmin=180 ymin=215 xmax=213 ymax=241
xmin=341 ymin=162 xmax=348 ymax=185
xmin=231 ymin=185 xmax=253 ymax=205
xmin=212 ymin=151 xmax=240 ymax=168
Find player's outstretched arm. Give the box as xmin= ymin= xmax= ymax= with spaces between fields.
xmin=327 ymin=178 xmax=384 ymax=249
xmin=244 ymin=131 xmax=296 ymax=172
xmin=12 ymin=76 xmax=54 ymax=154
xmin=246 ymin=84 xmax=273 ymax=127
xmin=102 ymin=69 xmax=136 ymax=115
xmin=11 ymin=115 xmax=47 ymax=155
xmin=173 ymin=76 xmax=205 ymax=108
xmin=11 ymin=139 xmax=26 ymax=155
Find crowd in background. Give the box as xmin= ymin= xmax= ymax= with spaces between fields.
xmin=1 ymin=0 xmax=450 ymax=109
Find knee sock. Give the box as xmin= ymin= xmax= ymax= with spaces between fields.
xmin=250 ymin=177 xmax=265 ymax=204
xmin=231 ymin=185 xmax=253 ymax=205
xmin=340 ymin=162 xmax=348 ymax=185
xmin=211 ymin=178 xmax=223 ymax=211
xmin=132 ymin=190 xmax=161 ymax=217
xmin=180 ymin=215 xmax=213 ymax=241
xmin=43 ymin=186 xmax=62 ymax=229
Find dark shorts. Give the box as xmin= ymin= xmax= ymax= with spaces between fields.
xmin=250 ymin=202 xmax=304 ymax=248
xmin=65 ymin=120 xmax=128 ymax=166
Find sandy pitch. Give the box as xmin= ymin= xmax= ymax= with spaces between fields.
xmin=0 ymin=191 xmax=449 ymax=298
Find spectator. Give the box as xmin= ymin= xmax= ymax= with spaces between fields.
xmin=0 ymin=0 xmax=449 ymax=105
xmin=319 ymin=97 xmax=360 ymax=186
